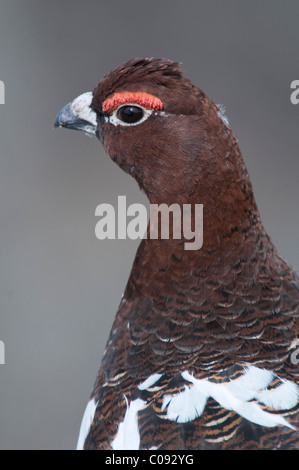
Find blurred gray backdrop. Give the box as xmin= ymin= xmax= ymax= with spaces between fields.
xmin=0 ymin=0 xmax=298 ymax=450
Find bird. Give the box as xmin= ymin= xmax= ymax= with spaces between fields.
xmin=54 ymin=58 xmax=299 ymax=450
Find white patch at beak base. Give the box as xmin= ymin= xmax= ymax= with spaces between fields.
xmin=71 ymin=92 xmax=97 ymax=125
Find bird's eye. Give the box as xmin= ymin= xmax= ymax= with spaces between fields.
xmin=117 ymin=105 xmax=144 ymax=124
xmin=108 ymin=103 xmax=154 ymax=127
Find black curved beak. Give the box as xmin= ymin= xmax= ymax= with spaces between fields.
xmin=54 ymin=92 xmax=97 ymax=136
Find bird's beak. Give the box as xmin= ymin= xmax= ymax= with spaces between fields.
xmin=54 ymin=91 xmax=97 ymax=136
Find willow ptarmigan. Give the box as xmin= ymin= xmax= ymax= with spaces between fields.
xmin=55 ymin=58 xmax=299 ymax=450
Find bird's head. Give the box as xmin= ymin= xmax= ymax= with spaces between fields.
xmin=54 ymin=58 xmax=238 ymax=205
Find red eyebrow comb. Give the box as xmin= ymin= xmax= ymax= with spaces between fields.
xmin=102 ymin=91 xmax=163 ymax=113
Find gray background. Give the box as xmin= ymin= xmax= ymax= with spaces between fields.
xmin=0 ymin=0 xmax=298 ymax=450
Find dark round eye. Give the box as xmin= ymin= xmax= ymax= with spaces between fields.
xmin=117 ymin=105 xmax=144 ymax=124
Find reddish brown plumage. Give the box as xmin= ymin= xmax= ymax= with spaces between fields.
xmin=55 ymin=58 xmax=299 ymax=450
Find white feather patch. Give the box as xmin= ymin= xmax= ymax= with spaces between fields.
xmin=76 ymin=398 xmax=98 ymax=450
xmin=77 ymin=366 xmax=297 ymax=449
xmin=217 ymin=103 xmax=229 ymax=125
xmin=162 ymin=385 xmax=208 ymax=423
xmin=138 ymin=373 xmax=163 ymax=391
xmin=161 ymin=366 xmax=298 ymax=429
xmin=112 ymin=397 xmax=146 ymax=450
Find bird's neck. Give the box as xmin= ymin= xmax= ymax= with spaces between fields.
xmin=124 ymin=137 xmax=266 ymax=300
xmin=148 ymin=126 xmax=263 ymax=249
